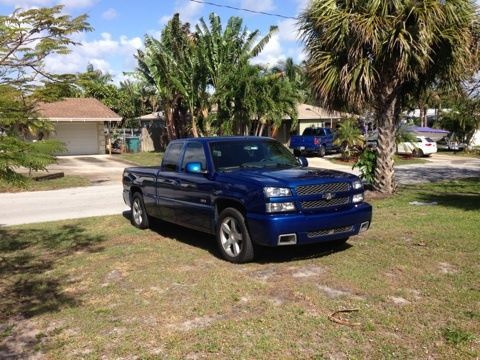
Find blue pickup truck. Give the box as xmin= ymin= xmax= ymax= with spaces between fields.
xmin=123 ymin=137 xmax=372 ymax=263
xmin=289 ymin=127 xmax=338 ymax=157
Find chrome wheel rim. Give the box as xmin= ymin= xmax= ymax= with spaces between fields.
xmin=132 ymin=199 xmax=143 ymax=225
xmin=220 ymin=216 xmax=243 ymax=257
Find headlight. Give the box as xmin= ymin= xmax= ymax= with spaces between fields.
xmin=352 ymin=193 xmax=364 ymax=203
xmin=266 ymin=202 xmax=296 ymax=213
xmin=264 ymin=187 xmax=291 ymax=197
xmin=352 ymin=180 xmax=363 ymax=190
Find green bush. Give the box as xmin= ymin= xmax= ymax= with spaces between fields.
xmin=353 ymin=147 xmax=377 ymax=184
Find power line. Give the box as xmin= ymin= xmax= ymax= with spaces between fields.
xmin=188 ymin=0 xmax=298 ymax=20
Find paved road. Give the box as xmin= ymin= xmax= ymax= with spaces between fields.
xmin=1 ymin=184 xmax=128 ymax=227
xmin=2 ymin=153 xmax=479 ymax=227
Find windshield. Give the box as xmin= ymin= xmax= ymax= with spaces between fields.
xmin=210 ymin=139 xmax=299 ymax=171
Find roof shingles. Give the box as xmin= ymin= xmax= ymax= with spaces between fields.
xmin=37 ymin=98 xmax=121 ymax=121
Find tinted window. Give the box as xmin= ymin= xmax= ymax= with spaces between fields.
xmin=302 ymin=128 xmax=313 ymax=136
xmin=425 ymin=137 xmax=434 ymax=143
xmin=210 ymin=140 xmax=298 ymax=170
xmin=182 ymin=142 xmax=207 ymax=171
xmin=162 ymin=143 xmax=183 ymax=172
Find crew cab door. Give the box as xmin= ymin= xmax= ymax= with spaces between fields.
xmin=174 ymin=142 xmax=215 ymax=233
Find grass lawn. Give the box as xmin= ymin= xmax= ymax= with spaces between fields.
xmin=328 ymin=154 xmax=428 ymax=166
xmin=117 ymin=151 xmax=163 ymax=166
xmin=438 ymin=150 xmax=480 ymax=159
xmin=1 ymin=179 xmax=479 ymax=358
xmin=0 ymin=175 xmax=90 ymax=193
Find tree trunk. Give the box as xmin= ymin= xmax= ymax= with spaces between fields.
xmin=374 ymin=98 xmax=397 ymax=194
xmin=418 ymin=100 xmax=426 ymax=127
xmin=258 ymin=123 xmax=265 ymax=137
xmin=165 ymin=107 xmax=177 ymax=141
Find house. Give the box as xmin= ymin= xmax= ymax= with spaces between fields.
xmin=137 ymin=111 xmax=165 ymax=129
xmin=275 ymin=103 xmax=345 ymax=144
xmin=37 ymin=98 xmax=122 ymax=155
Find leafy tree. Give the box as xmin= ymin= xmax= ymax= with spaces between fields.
xmin=0 ymin=6 xmax=90 ymax=181
xmin=299 ymin=0 xmax=479 ymax=193
xmin=196 ymin=13 xmax=278 ymax=135
xmin=334 ymin=118 xmax=364 ymax=160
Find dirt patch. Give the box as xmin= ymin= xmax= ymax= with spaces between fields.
xmin=388 ymin=296 xmax=411 ymax=306
xmin=438 ymin=262 xmax=458 ymax=274
xmin=169 ymin=315 xmax=222 ymax=332
xmin=364 ymin=190 xmax=392 ymax=201
xmin=318 ymin=285 xmax=364 ymax=300
xmin=0 ymin=315 xmax=42 ymax=359
xmin=291 ymin=265 xmax=325 ymax=278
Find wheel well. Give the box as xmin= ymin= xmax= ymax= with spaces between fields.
xmin=130 ymin=186 xmax=142 ymax=200
xmin=215 ymin=199 xmax=246 ymax=217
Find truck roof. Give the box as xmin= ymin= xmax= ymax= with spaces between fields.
xmin=169 ymin=136 xmax=276 ymax=144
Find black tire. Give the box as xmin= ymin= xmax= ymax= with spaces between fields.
xmin=413 ymin=148 xmax=424 ymax=158
xmin=293 ymin=149 xmax=301 ymax=157
xmin=131 ymin=192 xmax=149 ymax=229
xmin=216 ymin=207 xmax=254 ymax=263
xmin=318 ymin=145 xmax=326 ymax=157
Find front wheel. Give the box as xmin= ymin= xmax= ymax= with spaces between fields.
xmin=216 ymin=208 xmax=254 ymax=263
xmin=131 ymin=192 xmax=149 ymax=229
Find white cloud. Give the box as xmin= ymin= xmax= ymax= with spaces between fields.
xmin=251 ymin=33 xmax=285 ymax=67
xmin=59 ymin=0 xmax=97 ymax=9
xmin=277 ymin=18 xmax=299 ymax=42
xmin=1 ymin=0 xmax=97 ymax=9
xmin=44 ymin=32 xmax=144 ymax=79
xmin=241 ymin=0 xmax=275 ymax=12
xmin=295 ymin=0 xmax=310 ymax=12
xmin=159 ymin=0 xmax=204 ymax=25
xmin=101 ymin=8 xmax=117 ymax=21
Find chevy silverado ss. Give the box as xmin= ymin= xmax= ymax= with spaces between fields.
xmin=123 ymin=137 xmax=372 ymax=263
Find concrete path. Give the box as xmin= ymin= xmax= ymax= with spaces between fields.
xmin=1 ymin=184 xmax=128 ymax=227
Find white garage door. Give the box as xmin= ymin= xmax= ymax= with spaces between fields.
xmin=52 ymin=122 xmax=99 ymax=155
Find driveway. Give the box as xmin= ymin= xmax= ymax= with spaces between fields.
xmin=45 ymin=155 xmax=131 ymax=184
xmin=2 ymin=153 xmax=479 ymax=227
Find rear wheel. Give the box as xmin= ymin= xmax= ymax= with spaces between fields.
xmin=131 ymin=192 xmax=149 ymax=229
xmin=216 ymin=208 xmax=254 ymax=263
xmin=318 ymin=145 xmax=326 ymax=157
xmin=413 ymin=148 xmax=424 ymax=158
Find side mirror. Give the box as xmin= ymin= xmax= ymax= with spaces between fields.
xmin=185 ymin=162 xmax=207 ymax=174
xmin=297 ymin=156 xmax=308 ymax=167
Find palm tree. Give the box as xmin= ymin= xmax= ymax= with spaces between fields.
xmin=334 ymin=118 xmax=364 ymax=160
xmin=299 ymin=0 xmax=478 ymax=193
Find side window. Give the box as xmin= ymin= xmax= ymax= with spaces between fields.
xmin=182 ymin=142 xmax=207 ymax=171
xmin=415 ymin=138 xmax=422 ymax=143
xmin=162 ymin=143 xmax=183 ymax=172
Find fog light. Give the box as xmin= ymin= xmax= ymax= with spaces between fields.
xmin=359 ymin=221 xmax=370 ymax=232
xmin=352 ymin=193 xmax=364 ymax=203
xmin=266 ymin=202 xmax=295 ymax=213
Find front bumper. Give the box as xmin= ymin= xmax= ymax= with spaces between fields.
xmin=247 ymin=203 xmax=372 ymax=246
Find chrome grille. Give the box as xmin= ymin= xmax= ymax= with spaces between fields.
xmin=296 ymin=183 xmax=350 ymax=196
xmin=301 ymin=196 xmax=350 ymax=209
xmin=307 ymin=225 xmax=354 ymax=238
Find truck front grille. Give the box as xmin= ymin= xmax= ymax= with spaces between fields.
xmin=301 ymin=196 xmax=350 ymax=209
xmin=307 ymin=225 xmax=354 ymax=238
xmin=296 ymin=182 xmax=350 ymax=196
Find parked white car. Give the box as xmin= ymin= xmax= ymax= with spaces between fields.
xmin=397 ymin=136 xmax=437 ymax=157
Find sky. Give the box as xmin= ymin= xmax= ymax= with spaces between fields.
xmin=0 ymin=0 xmax=310 ymax=82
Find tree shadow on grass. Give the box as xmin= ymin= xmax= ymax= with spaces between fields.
xmin=414 ymin=192 xmax=480 ymax=211
xmin=0 ymin=225 xmax=105 ymax=358
xmin=123 ymin=211 xmax=352 ymax=264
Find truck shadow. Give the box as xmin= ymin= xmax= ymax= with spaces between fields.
xmin=124 ymin=212 xmax=352 ymax=263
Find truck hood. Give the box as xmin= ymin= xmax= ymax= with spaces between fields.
xmin=217 ymin=166 xmax=357 ymax=187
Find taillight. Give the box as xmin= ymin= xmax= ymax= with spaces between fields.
xmin=314 ymin=137 xmax=320 ymax=145
xmin=426 ymin=143 xmax=432 ymax=146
